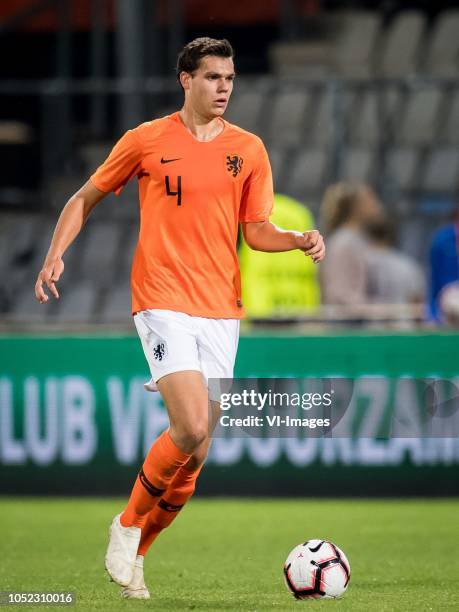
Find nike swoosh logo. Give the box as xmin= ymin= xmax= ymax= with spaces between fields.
xmin=306 ymin=541 xmax=325 ymax=553
xmin=161 ymin=157 xmax=182 ymax=164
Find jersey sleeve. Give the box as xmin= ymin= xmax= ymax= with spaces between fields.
xmin=90 ymin=129 xmax=143 ymax=196
xmin=239 ymin=140 xmax=274 ymax=222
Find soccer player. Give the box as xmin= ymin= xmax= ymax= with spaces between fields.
xmin=34 ymin=37 xmax=325 ymax=599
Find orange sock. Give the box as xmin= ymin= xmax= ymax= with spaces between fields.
xmin=137 ymin=462 xmax=203 ymax=556
xmin=120 ymin=430 xmax=191 ymax=529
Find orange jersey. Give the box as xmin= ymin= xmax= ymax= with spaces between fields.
xmin=90 ymin=112 xmax=274 ymax=318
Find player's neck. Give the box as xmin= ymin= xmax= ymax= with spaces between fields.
xmin=178 ymin=107 xmax=224 ymax=142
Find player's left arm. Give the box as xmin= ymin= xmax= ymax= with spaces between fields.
xmin=241 ymin=222 xmax=325 ymax=263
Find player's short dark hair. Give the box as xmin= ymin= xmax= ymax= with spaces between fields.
xmin=176 ymin=37 xmax=234 ymax=83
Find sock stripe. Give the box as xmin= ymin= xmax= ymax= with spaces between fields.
xmin=139 ymin=468 xmax=165 ymax=497
xmin=158 ymin=499 xmax=184 ymax=513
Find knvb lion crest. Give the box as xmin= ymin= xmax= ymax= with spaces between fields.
xmin=226 ymin=154 xmax=243 ymax=177
xmin=153 ymin=341 xmax=167 ymax=362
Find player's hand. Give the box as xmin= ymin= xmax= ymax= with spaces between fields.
xmin=35 ymin=257 xmax=64 ymax=303
xmin=296 ymin=230 xmax=325 ymax=263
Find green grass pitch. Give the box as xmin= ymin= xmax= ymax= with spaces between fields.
xmin=1 ymin=498 xmax=458 ymax=611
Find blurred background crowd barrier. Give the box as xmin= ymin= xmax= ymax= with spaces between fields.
xmin=1 ymin=0 xmax=458 ymax=496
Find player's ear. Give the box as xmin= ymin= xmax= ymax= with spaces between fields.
xmin=180 ymin=71 xmax=192 ymax=91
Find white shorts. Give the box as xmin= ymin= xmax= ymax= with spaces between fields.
xmin=133 ymin=309 xmax=240 ymax=393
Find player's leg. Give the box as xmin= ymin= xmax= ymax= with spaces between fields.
xmin=106 ymin=310 xmax=206 ymax=586
xmin=133 ymin=428 xmax=212 ymax=560
xmin=120 ymin=375 xmax=213 ymax=599
xmin=106 ymin=371 xmax=210 ymax=586
xmin=131 ymin=317 xmax=239 ymax=561
xmin=120 ymin=370 xmax=210 ymax=526
xmin=122 ymin=437 xmax=210 ymax=599
xmin=111 ymin=312 xmax=239 ymax=593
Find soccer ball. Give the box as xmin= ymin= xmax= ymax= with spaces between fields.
xmin=283 ymin=539 xmax=351 ymax=600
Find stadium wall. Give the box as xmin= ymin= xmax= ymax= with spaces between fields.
xmin=0 ymin=332 xmax=458 ymax=496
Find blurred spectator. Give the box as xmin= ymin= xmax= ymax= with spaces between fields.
xmin=428 ymin=206 xmax=459 ymax=323
xmin=239 ymin=193 xmax=320 ymax=317
xmin=365 ymin=217 xmax=425 ymax=305
xmin=319 ymin=182 xmax=383 ymax=306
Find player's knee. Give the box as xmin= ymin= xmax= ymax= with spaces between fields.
xmin=184 ymin=424 xmax=209 ymax=450
xmin=173 ymin=422 xmax=209 ymax=452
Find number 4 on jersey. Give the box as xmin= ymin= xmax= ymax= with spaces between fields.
xmin=165 ymin=176 xmax=182 ymax=206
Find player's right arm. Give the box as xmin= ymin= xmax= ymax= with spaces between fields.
xmin=34 ymin=180 xmax=106 ymax=303
xmin=35 ymin=127 xmax=142 ymax=303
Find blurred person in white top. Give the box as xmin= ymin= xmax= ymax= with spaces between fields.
xmin=319 ymin=182 xmax=383 ymax=306
xmin=365 ymin=217 xmax=425 ymax=305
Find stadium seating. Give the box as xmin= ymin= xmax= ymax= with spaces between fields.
xmin=55 ymin=281 xmax=99 ymax=323
xmin=224 ymin=87 xmax=267 ymax=134
xmin=385 ymin=147 xmax=420 ymax=193
xmin=421 ymin=147 xmax=459 ymax=192
xmin=286 ymin=149 xmax=328 ymax=199
xmin=341 ymin=148 xmax=374 ymax=183
xmin=12 ymin=285 xmax=50 ymax=323
xmin=423 ymin=10 xmax=459 ymax=77
xmin=266 ymin=147 xmax=288 ymax=190
xmin=3 ymin=8 xmax=459 ymax=323
xmin=267 ymin=89 xmax=311 ymax=147
xmin=396 ymin=88 xmax=443 ymax=146
xmin=100 ymin=285 xmax=132 ymax=324
xmin=332 ymin=11 xmax=381 ymax=78
xmin=77 ymin=220 xmax=122 ymax=285
xmin=348 ymin=90 xmax=380 ymax=146
xmin=378 ymin=11 xmax=426 ymax=77
xmin=307 ymin=86 xmax=333 ymax=148
xmin=439 ymin=87 xmax=459 ymax=145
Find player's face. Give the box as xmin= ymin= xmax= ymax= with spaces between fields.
xmin=183 ymin=55 xmax=235 ymax=118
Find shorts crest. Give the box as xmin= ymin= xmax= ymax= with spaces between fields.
xmin=152 ymin=339 xmax=168 ymax=362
